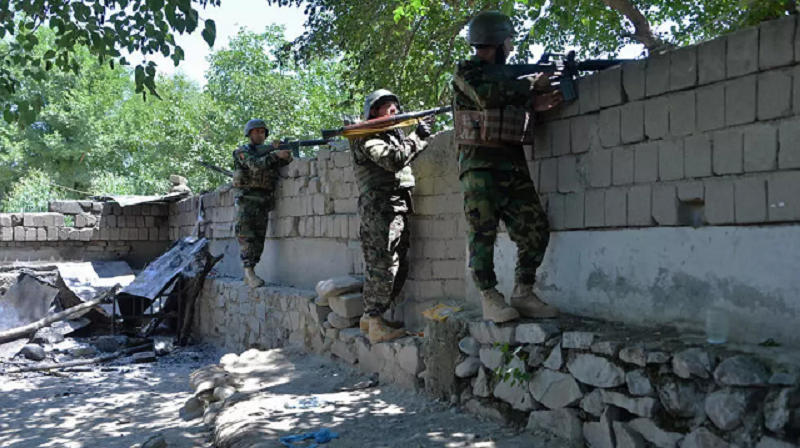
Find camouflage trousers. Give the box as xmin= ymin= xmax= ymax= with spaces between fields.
xmin=358 ymin=189 xmax=411 ymax=318
xmin=461 ymin=169 xmax=550 ymax=291
xmin=234 ymin=188 xmax=274 ymax=268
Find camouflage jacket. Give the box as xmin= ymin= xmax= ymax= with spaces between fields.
xmin=232 ymin=144 xmax=292 ymax=190
xmin=351 ymin=128 xmax=427 ymax=195
xmin=452 ymin=56 xmax=533 ymax=175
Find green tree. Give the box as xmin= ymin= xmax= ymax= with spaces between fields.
xmin=203 ymin=25 xmax=359 ymax=161
xmin=0 ymin=0 xmax=221 ymax=126
xmin=266 ymin=0 xmax=795 ymax=110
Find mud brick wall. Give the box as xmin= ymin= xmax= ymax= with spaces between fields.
xmin=0 ymin=200 xmax=171 ymax=267
xmin=532 ymin=16 xmax=800 ymax=230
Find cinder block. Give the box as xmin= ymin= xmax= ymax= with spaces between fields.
xmin=584 ymin=190 xmax=605 ymax=228
xmin=547 ymin=194 xmax=566 ymax=230
xmin=744 ymin=123 xmax=778 ymax=172
xmin=623 ymin=59 xmax=646 ymax=101
xmin=757 ymin=70 xmax=792 ymax=121
xmin=705 ymin=179 xmax=735 ymax=224
xmin=599 ymin=107 xmax=621 ymax=148
xmin=49 ymin=201 xmax=82 ymax=214
xmin=634 ymin=142 xmax=659 ymax=183
xmin=696 ymin=84 xmax=725 ymax=132
xmin=652 ymin=184 xmax=678 ymax=226
xmin=25 ymin=228 xmax=36 ymax=241
xmin=42 ymin=213 xmax=56 ymax=227
xmin=59 ymin=227 xmax=70 ymax=241
xmin=684 ymin=134 xmax=713 ymax=178
xmin=533 ymin=125 xmax=552 ymax=159
xmin=613 ymin=147 xmax=635 ymax=186
xmin=678 ymin=181 xmax=704 ymax=202
xmin=646 ymin=50 xmax=670 ymax=97
xmin=0 ymin=214 xmax=9 ymax=227
xmin=587 ymin=149 xmax=612 ymax=188
xmin=645 ymin=96 xmax=671 ymax=141
xmin=671 ymin=45 xmax=697 ymax=91
xmin=620 ymin=101 xmax=645 ymax=144
xmin=539 ymin=158 xmax=559 ymax=193
xmin=659 ymin=139 xmax=685 ymax=181
xmin=779 ymin=117 xmax=800 ymax=169
xmin=713 ymin=129 xmax=744 ymax=175
xmin=598 ymin=66 xmax=624 ymax=108
xmin=605 ymin=188 xmax=627 ymax=227
xmin=698 ymin=37 xmax=726 ymax=85
xmin=159 ymin=227 xmax=169 ymax=241
xmin=727 ymin=26 xmax=759 ymax=78
xmin=768 ymin=171 xmax=800 ymax=221
xmin=668 ymin=91 xmax=696 ymax=137
xmin=54 ymin=214 xmax=65 ymax=227
xmin=571 ymin=114 xmax=599 ymax=153
xmin=13 ymin=226 xmax=24 ymax=241
xmin=734 ymin=177 xmax=767 ymax=223
xmin=558 ymin=155 xmax=580 ymax=193
xmin=564 ymin=192 xmax=585 ymax=229
xmin=627 ymin=185 xmax=652 ymax=227
xmin=759 ymin=16 xmax=795 ymax=70
xmin=579 ymin=75 xmax=600 ymax=114
xmin=1 ymin=227 xmax=12 ymax=241
xmin=725 ymin=75 xmax=757 ymax=126
xmin=552 ymin=120 xmax=571 ymax=156
xmin=36 ymin=228 xmax=46 ymax=241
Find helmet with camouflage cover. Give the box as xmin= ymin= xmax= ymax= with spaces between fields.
xmin=363 ymin=89 xmax=402 ymax=119
xmin=244 ymin=119 xmax=269 ymax=138
xmin=467 ymin=10 xmax=514 ymax=46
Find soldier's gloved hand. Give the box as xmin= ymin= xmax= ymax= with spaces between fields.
xmin=415 ymin=115 xmax=435 ymax=139
xmin=276 ymin=149 xmax=292 ymax=160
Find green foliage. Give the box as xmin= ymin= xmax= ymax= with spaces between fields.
xmin=0 ymin=24 xmax=357 ymax=210
xmin=493 ymin=343 xmax=530 ymax=387
xmin=0 ymin=168 xmax=66 ymax=212
xmin=267 ymin=0 xmax=795 ymax=111
xmin=0 ymin=0 xmax=222 ymax=127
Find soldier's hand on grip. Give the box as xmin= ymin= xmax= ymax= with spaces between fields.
xmin=533 ymin=91 xmax=564 ymax=112
xmin=415 ymin=115 xmax=435 ymax=139
xmin=276 ymin=149 xmax=292 ymax=160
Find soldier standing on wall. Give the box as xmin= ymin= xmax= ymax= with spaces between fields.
xmin=452 ymin=11 xmax=564 ymax=323
xmin=233 ymin=119 xmax=293 ymax=287
xmin=351 ymin=89 xmax=435 ymax=343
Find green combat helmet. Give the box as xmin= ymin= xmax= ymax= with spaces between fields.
xmin=467 ymin=10 xmax=514 ymax=46
xmin=244 ymin=119 xmax=269 ymax=137
xmin=363 ymin=89 xmax=401 ymax=120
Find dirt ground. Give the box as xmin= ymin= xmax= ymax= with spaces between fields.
xmin=0 ymin=344 xmax=552 ymax=448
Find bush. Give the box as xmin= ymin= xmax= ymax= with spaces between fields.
xmin=0 ymin=169 xmax=66 ymax=212
xmin=90 ymin=172 xmax=139 ymax=196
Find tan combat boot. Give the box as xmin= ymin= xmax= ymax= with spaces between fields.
xmin=510 ymin=284 xmax=559 ymax=318
xmin=480 ymin=288 xmax=520 ymax=323
xmin=366 ymin=316 xmax=406 ymax=344
xmin=360 ymin=316 xmax=370 ymax=333
xmin=244 ymin=267 xmax=265 ymax=288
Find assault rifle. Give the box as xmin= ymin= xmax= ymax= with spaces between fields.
xmin=484 ymin=50 xmax=630 ymax=102
xmin=321 ymin=105 xmax=452 ymax=140
xmin=198 ymin=139 xmax=332 ymax=178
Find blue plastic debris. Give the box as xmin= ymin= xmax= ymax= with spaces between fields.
xmin=279 ymin=428 xmax=340 ymax=448
xmin=284 ymin=397 xmax=330 ymax=409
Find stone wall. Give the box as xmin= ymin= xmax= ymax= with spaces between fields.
xmin=0 ymin=200 xmax=171 ymax=267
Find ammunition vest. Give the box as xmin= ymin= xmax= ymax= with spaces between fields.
xmin=453 ymin=106 xmax=535 ymax=147
xmin=352 ymin=130 xmax=415 ymax=195
xmin=232 ymin=145 xmax=279 ymax=190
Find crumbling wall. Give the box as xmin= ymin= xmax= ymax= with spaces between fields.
xmin=0 ymin=201 xmax=171 ymax=268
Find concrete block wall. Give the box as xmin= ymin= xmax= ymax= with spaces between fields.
xmin=0 ymin=200 xmax=170 ymax=267
xmin=532 ymin=15 xmax=800 ymax=231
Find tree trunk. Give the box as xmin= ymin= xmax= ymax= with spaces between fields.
xmin=0 ymin=284 xmax=121 ymax=344
xmin=602 ymin=0 xmax=664 ymax=50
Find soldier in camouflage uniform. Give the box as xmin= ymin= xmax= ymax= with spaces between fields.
xmin=352 ymin=89 xmax=434 ymax=344
xmin=233 ymin=119 xmax=293 ymax=287
xmin=452 ymin=11 xmax=563 ymax=323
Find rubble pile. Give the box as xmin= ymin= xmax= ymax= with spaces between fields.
xmin=315 ymin=275 xmax=364 ymax=330
xmin=455 ymin=317 xmax=800 ymax=447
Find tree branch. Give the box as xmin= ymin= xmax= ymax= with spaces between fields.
xmin=601 ymin=0 xmax=663 ymax=50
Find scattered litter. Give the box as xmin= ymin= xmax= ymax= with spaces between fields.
xmin=422 ymin=304 xmax=462 ymax=322
xmin=284 ymin=397 xmax=331 ymax=409
xmin=280 ymin=428 xmax=340 ymax=448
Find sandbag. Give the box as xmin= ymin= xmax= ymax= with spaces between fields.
xmin=315 ymin=276 xmax=363 ymax=301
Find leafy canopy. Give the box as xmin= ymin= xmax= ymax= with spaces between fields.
xmin=0 ymin=0 xmax=221 ymax=127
